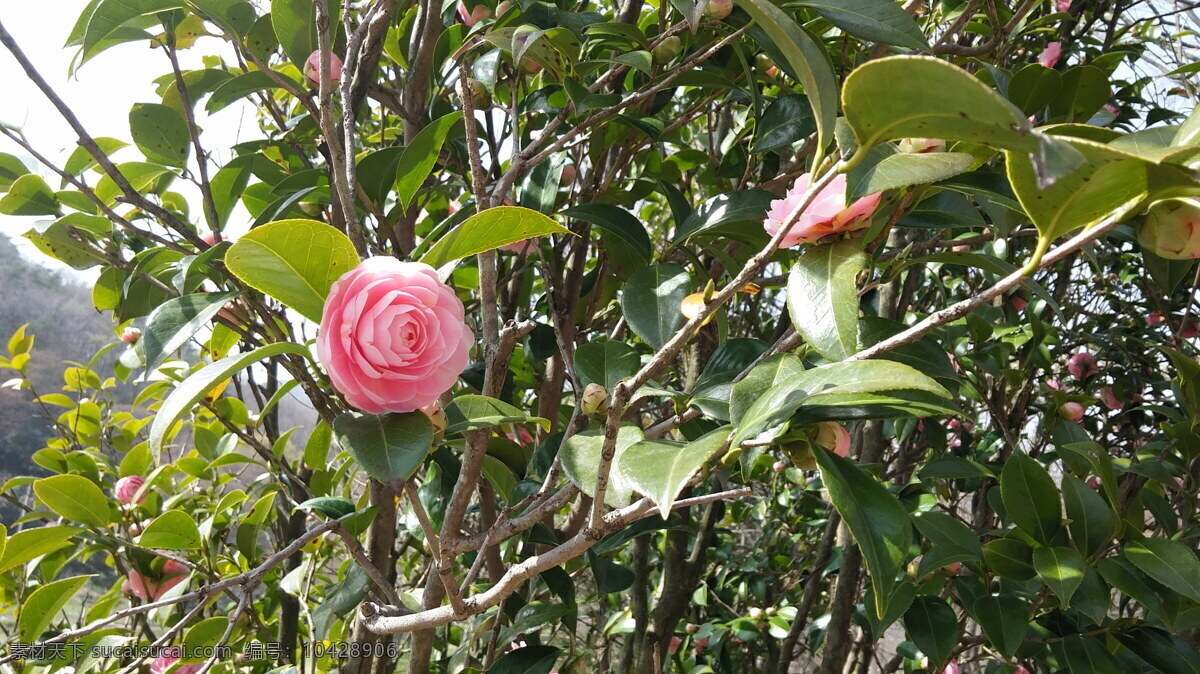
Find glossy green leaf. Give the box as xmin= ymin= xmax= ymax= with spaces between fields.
xmin=983 ymin=537 xmax=1037 ymax=581
xmin=181 ymin=616 xmax=229 ymax=662
xmin=815 ymin=447 xmax=911 ymax=620
xmin=496 ymin=601 xmax=572 ymax=646
xmin=575 ymin=341 xmax=640 ymax=391
xmin=129 ymin=103 xmax=190 ymax=168
xmin=741 ymin=0 xmax=837 ymax=159
xmin=752 ymin=94 xmax=816 ymax=153
xmin=1059 ymin=635 xmax=1126 ymax=674
xmin=729 ymin=353 xmax=804 ymax=425
xmin=1097 ymin=556 xmax=1169 ymax=623
xmin=296 ymin=497 xmax=356 ymax=519
xmin=560 ymin=203 xmax=653 ymax=265
xmin=971 ymin=595 xmax=1027 ymax=657
xmin=333 ymin=411 xmax=433 ymax=490
xmin=999 ymin=451 xmax=1061 ymax=544
xmin=225 ymin=219 xmax=360 ymax=322
xmin=902 ymin=596 xmax=957 ymax=667
xmin=0 ymin=526 xmax=80 ymax=574
xmin=0 ymin=152 xmax=30 ymax=191
xmin=797 ymin=0 xmax=929 ymax=51
xmin=396 ymin=111 xmax=463 ymax=210
xmin=188 ymin=0 xmax=258 ymax=38
xmin=444 ymin=395 xmax=550 ymax=435
xmin=207 ymin=70 xmax=299 ymax=113
xmin=1062 ymin=473 xmax=1113 ymax=558
xmin=732 ymin=359 xmax=950 ymax=447
xmin=561 ymin=425 xmax=643 ymax=508
xmin=142 ymin=291 xmax=239 ymax=376
xmin=149 ymin=342 xmax=310 ymax=453
xmin=848 ymin=152 xmax=975 ymax=199
xmin=1033 ymin=546 xmax=1086 ymax=606
xmin=617 ymin=427 xmax=730 ymax=519
xmin=1125 ymin=539 xmax=1200 ymax=602
xmin=33 ymin=475 xmax=110 ymax=527
xmin=620 ymin=263 xmax=691 ymax=349
xmin=1008 ymin=64 xmax=1062 ymax=115
xmin=81 ymin=0 xmax=185 ymax=62
xmin=1112 ymin=627 xmax=1200 ymax=674
xmin=911 ymin=511 xmax=981 ymax=558
xmin=674 ymin=190 xmax=774 ymax=242
xmin=18 ymin=575 xmax=92 ymax=642
xmin=787 ymin=238 xmax=866 ymax=361
xmin=1048 ymin=66 xmax=1110 ymax=123
xmin=0 ymin=174 xmax=61 ymax=216
xmin=420 ymin=206 xmax=569 ymax=269
xmin=138 ymin=509 xmax=202 ymax=549
xmin=270 ymin=0 xmax=334 ymax=67
xmin=486 ymin=645 xmax=559 ymax=674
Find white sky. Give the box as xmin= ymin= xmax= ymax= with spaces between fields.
xmin=0 ymin=1 xmax=259 ymax=276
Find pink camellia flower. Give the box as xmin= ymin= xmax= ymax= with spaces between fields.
xmin=1182 ymin=319 xmax=1200 ymax=339
xmin=772 ymin=460 xmax=787 ymax=473
xmin=1148 ymin=311 xmax=1165 ymax=325
xmin=1038 ymin=41 xmax=1063 ymax=68
xmin=316 ymin=258 xmax=474 ymax=414
xmin=897 ymin=138 xmax=946 ymax=154
xmin=1010 ymin=295 xmax=1028 ymax=312
xmin=1087 ymin=476 xmax=1101 ymax=489
xmin=813 ymin=422 xmax=850 ymax=457
xmin=115 ymin=475 xmax=146 ymax=504
xmin=303 ymin=51 xmax=344 ymax=85
xmin=120 ymin=327 xmax=141 ymax=344
xmin=1104 ymin=103 xmax=1119 ymax=116
xmin=1013 ymin=666 xmax=1031 ymax=674
xmin=1056 ymin=0 xmax=1071 ymax=11
xmin=504 ymin=426 xmax=534 ymax=445
xmin=1101 ymin=386 xmax=1122 ymax=410
xmin=421 ymin=402 xmax=448 ymax=435
xmin=123 ymin=560 xmax=189 ymax=602
xmin=150 ymin=650 xmax=203 ymax=674
xmin=1140 ymin=199 xmax=1200 ymax=259
xmin=705 ymin=0 xmax=733 ymax=19
xmin=763 ymin=173 xmax=882 ymax=247
xmin=457 ymin=1 xmax=491 ymax=26
xmin=942 ymin=661 xmax=961 ymax=674
xmin=1058 ymin=401 xmax=1085 ymax=422
xmin=199 ymin=231 xmax=220 ymax=246
xmin=668 ymin=636 xmax=683 ymax=654
xmin=1067 ymin=352 xmax=1098 ymax=379
xmin=560 ymin=164 xmax=577 ymax=186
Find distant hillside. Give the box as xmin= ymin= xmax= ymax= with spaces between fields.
xmin=0 ymin=234 xmax=115 ymax=481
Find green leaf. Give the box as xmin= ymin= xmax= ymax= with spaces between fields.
xmin=902 ymin=596 xmax=958 ymax=667
xmin=617 ymin=427 xmax=730 ymax=519
xmin=1112 ymin=627 xmax=1200 ymax=674
xmin=181 ymin=616 xmax=229 ymax=662
xmin=1059 ymin=635 xmax=1124 ymax=674
xmin=0 ymin=152 xmax=30 ymax=191
xmin=486 ymin=645 xmax=559 ymax=674
xmin=752 ymin=94 xmax=816 ymax=154
xmin=395 ymin=112 xmax=463 ymax=210
xmin=999 ymin=451 xmax=1061 ymax=544
xmin=1033 ymin=546 xmax=1086 ymax=606
xmin=129 ymin=103 xmax=190 ymax=168
xmin=560 ymin=204 xmax=653 ymax=266
xmin=575 ymin=341 xmax=640 ymax=391
xmin=333 ymin=411 xmax=433 ymax=490
xmin=270 ymin=0 xmax=334 ymax=67
xmin=843 ymin=56 xmax=1042 ymax=159
xmin=1008 ymin=64 xmax=1062 ymax=115
xmin=1048 ymin=66 xmax=1110 ymax=123
xmin=848 ymin=152 xmax=975 ymax=199
xmin=225 ymin=218 xmax=360 ymax=322
xmin=732 ymin=359 xmax=950 ymax=448
xmin=81 ymin=0 xmax=185 ymax=62
xmin=787 ymin=238 xmax=866 ymax=361
xmin=33 ymin=475 xmax=111 ymax=527
xmin=797 ymin=0 xmax=929 ymax=52
xmin=730 ymin=353 xmax=804 ymax=425
xmin=207 ymin=70 xmax=299 ymax=113
xmin=187 ymin=0 xmax=257 ymax=38
xmin=1125 ymin=539 xmax=1200 ymax=603
xmin=674 ymin=190 xmax=774 ymax=243
xmin=18 ymin=575 xmax=92 ymax=642
xmin=420 ymin=206 xmax=570 ymax=269
xmin=911 ymin=511 xmax=981 ymax=558
xmin=149 ymin=342 xmax=310 ymax=453
xmin=815 ymin=447 xmax=911 ymax=620
xmin=0 ymin=526 xmax=80 ymax=574
xmin=983 ymin=537 xmax=1037 ymax=581
xmin=0 ymin=174 xmax=61 ymax=216
xmin=741 ymin=0 xmax=837 ymax=160
xmin=444 ymin=395 xmax=550 ymax=435
xmin=142 ymin=292 xmax=240 ymax=376
xmin=1062 ymin=473 xmax=1113 ymax=558
xmin=120 ymin=443 xmax=153 ymax=477
xmin=620 ymin=263 xmax=691 ymax=349
xmin=296 ymin=497 xmax=356 ymax=519
xmin=138 ymin=510 xmax=202 ymax=549
xmin=971 ymin=595 xmax=1027 ymax=657
xmin=303 ymin=421 xmax=333 ymax=469
xmin=497 ymin=601 xmax=572 ymax=646
xmin=561 ymin=425 xmax=643 ymax=508
xmin=23 ymin=215 xmax=108 ymax=269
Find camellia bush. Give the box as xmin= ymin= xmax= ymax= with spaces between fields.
xmin=3 ymin=0 xmax=1200 ymax=672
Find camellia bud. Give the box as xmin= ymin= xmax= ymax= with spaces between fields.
xmin=115 ymin=475 xmax=146 ymax=505
xmin=813 ymin=421 xmax=850 ymax=457
xmin=652 ymin=36 xmax=681 ymax=64
xmin=693 ymin=637 xmax=708 ymax=654
xmin=496 ymin=0 xmax=514 ymax=14
xmin=1139 ymin=199 xmax=1200 ymax=260
xmin=1012 ymin=666 xmax=1031 ymax=674
xmin=748 ymin=607 xmax=763 ymax=619
xmin=1148 ymin=311 xmax=1165 ymax=325
xmin=1058 ymin=401 xmax=1085 ymax=422
xmin=457 ymin=1 xmax=491 ymax=27
xmin=1010 ymin=295 xmax=1028 ymax=312
xmin=581 ymin=382 xmax=609 ymax=416
xmin=1067 ymin=352 xmax=1098 ymax=379
xmin=560 ymin=164 xmax=577 ymax=186
xmin=120 ymin=327 xmax=141 ymax=344
xmin=668 ymin=636 xmax=682 ymax=654
xmin=705 ymin=0 xmax=733 ymax=19
xmin=303 ymin=51 xmax=343 ymax=86
xmin=772 ymin=460 xmax=787 ymax=474
xmin=1182 ymin=319 xmax=1200 ymax=339
xmin=1101 ymin=386 xmax=1122 ymax=410
xmin=685 ymin=623 xmax=699 ymax=634
xmin=897 ymin=138 xmax=946 ymax=154
xmin=941 ymin=561 xmax=962 ymax=576
xmin=421 ymin=402 xmax=447 ymax=436
xmin=1087 ymin=476 xmax=1101 ymax=489
xmin=941 ymin=662 xmax=962 ymax=674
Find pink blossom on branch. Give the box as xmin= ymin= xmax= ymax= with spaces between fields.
xmin=303 ymin=51 xmax=343 ymax=85
xmin=1038 ymin=41 xmax=1063 ymax=68
xmin=763 ymin=173 xmax=881 ymax=247
xmin=457 ymin=1 xmax=492 ymax=27
xmin=1067 ymin=352 xmax=1098 ymax=379
xmin=316 ymin=258 xmax=474 ymax=414
xmin=114 ymin=475 xmax=146 ymax=504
